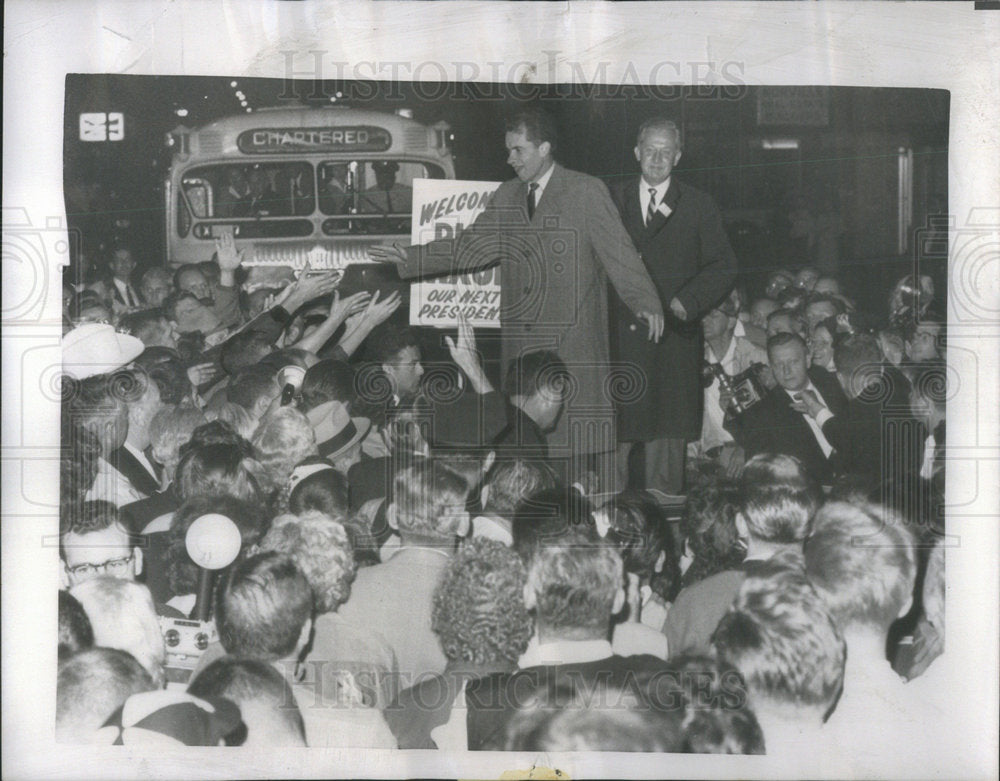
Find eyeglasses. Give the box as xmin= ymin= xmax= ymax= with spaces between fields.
xmin=66 ymin=553 xmax=134 ymax=578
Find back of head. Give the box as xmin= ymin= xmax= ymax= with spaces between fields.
xmin=738 ymin=454 xmax=818 ymax=544
xmin=682 ymin=477 xmax=745 ymax=584
xmin=713 ymin=553 xmax=846 ymax=719
xmin=483 ymin=458 xmax=557 ymax=519
xmin=59 ymin=590 xmax=95 ymax=661
xmin=57 ymin=648 xmax=155 ymax=742
xmin=512 ymin=486 xmax=597 ymax=564
xmin=432 ymin=538 xmax=532 ymax=667
xmin=503 ymin=349 xmax=567 ymax=400
xmin=251 ymin=407 xmax=318 ymax=492
xmin=259 ymin=511 xmax=356 ymax=614
xmin=833 ymin=332 xmax=883 ymax=385
xmin=187 ymin=657 xmax=305 ymax=746
xmin=215 ymin=552 xmax=313 ymax=661
xmin=804 ymin=501 xmax=915 ymax=635
xmin=149 ymin=406 xmax=207 ymax=480
xmin=220 ymin=330 xmax=274 ymax=376
xmin=69 ymin=576 xmax=165 ymax=688
xmin=391 ymin=462 xmax=470 ymax=540
xmin=604 ymin=490 xmax=681 ymax=602
xmin=227 ymin=365 xmax=279 ymax=412
xmin=175 ymin=442 xmax=264 ymax=503
xmin=503 ymin=685 xmax=682 ymax=752
xmin=526 ymin=529 xmax=623 ymax=637
xmin=207 ymin=402 xmax=258 ymax=442
xmin=301 ymin=358 xmax=356 ymax=412
xmin=365 ymin=323 xmax=419 ymax=365
xmin=288 ymin=460 xmax=349 ymax=519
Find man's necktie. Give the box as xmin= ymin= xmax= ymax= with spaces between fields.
xmin=646 ymin=187 xmax=658 ymax=226
xmin=527 ymin=182 xmax=539 ymax=220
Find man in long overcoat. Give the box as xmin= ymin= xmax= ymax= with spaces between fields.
xmin=371 ymin=108 xmax=664 ymax=485
xmin=608 ymin=117 xmax=737 ymax=493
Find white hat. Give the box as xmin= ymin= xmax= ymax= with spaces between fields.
xmin=62 ymin=323 xmax=145 ymax=380
xmin=305 ymin=401 xmax=371 ymax=461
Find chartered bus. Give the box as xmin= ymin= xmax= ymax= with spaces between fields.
xmin=164 ymin=106 xmax=455 ymax=270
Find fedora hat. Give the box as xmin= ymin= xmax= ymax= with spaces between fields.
xmin=305 ymin=401 xmax=371 ymax=461
xmin=62 ymin=322 xmax=145 ymax=380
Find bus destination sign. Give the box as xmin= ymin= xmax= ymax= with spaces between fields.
xmin=237 ymin=126 xmax=392 ymax=154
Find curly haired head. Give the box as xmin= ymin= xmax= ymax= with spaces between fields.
xmin=251 ymin=407 xmax=318 ymax=493
xmin=432 ymin=538 xmax=532 ymax=666
xmin=258 ymin=510 xmax=356 ymax=614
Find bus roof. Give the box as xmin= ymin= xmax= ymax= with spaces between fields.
xmin=175 ymin=106 xmax=451 ymax=162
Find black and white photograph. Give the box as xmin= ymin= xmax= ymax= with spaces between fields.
xmin=3 ymin=2 xmax=998 ymax=779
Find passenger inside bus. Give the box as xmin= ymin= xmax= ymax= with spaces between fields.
xmin=359 ymin=161 xmax=412 ymax=234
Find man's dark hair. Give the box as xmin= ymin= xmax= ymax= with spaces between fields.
xmin=165 ymin=493 xmax=269 ymax=597
xmin=57 ymin=648 xmax=155 ymax=740
xmin=605 ymin=489 xmax=681 ymax=603
xmin=681 ymin=477 xmax=745 ymax=588
xmin=221 ymin=330 xmax=275 ymax=376
xmin=59 ymin=500 xmax=126 ymax=554
xmin=118 ymin=308 xmax=169 ymax=344
xmin=59 ymin=590 xmax=95 ymax=661
xmin=180 ymin=420 xmax=256 ymax=459
xmin=483 ymin=458 xmax=558 ymax=518
xmin=365 ymin=324 xmax=420 ymax=365
xmin=504 ymin=350 xmax=569 ymax=400
xmin=134 ymin=347 xmax=191 ymax=406
xmin=188 ymin=656 xmax=306 ymax=745
xmin=65 ymin=372 xmax=129 ymax=449
xmin=215 ymin=552 xmax=313 ymax=661
xmin=60 ymin=418 xmax=102 ymax=517
xmin=288 ymin=458 xmax=349 ymax=518
xmin=765 ymin=330 xmax=809 ymax=357
xmin=161 ymin=289 xmax=201 ymax=323
xmin=227 ymin=365 xmax=279 ymax=411
xmin=301 ymin=359 xmax=356 ymax=412
xmin=505 ymin=108 xmax=558 ymax=153
xmin=512 ymin=487 xmax=597 ymax=564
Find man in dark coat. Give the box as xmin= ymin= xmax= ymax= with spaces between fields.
xmin=371 ymin=108 xmax=664 ymax=487
xmin=725 ymin=333 xmax=848 ymax=485
xmin=608 ymin=118 xmax=738 ymax=494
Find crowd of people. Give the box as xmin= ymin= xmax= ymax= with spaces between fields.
xmin=56 ymin=111 xmax=948 ymax=760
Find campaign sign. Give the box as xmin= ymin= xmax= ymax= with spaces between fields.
xmin=409 ymin=178 xmax=502 ymax=328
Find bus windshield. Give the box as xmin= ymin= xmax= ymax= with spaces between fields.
xmin=178 ymin=159 xmax=445 ymax=236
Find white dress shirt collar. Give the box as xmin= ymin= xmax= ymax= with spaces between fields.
xmin=518 ymin=636 xmax=614 ymax=668
xmin=530 ymin=162 xmax=556 ymax=201
xmin=640 ymin=176 xmax=671 ymax=215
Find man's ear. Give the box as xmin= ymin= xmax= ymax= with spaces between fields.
xmin=59 ymin=563 xmax=71 ymax=591
xmin=654 ymin=550 xmax=666 ymax=574
xmin=612 ymin=586 xmax=626 ymax=616
xmin=673 ymin=149 xmax=683 ymax=167
xmin=133 ymin=546 xmax=143 ymax=578
xmin=633 ymin=146 xmax=642 ymax=164
xmin=538 ymin=140 xmax=552 ymax=160
xmin=386 ymin=502 xmax=398 ymax=531
xmin=456 ymin=512 xmax=471 ymax=539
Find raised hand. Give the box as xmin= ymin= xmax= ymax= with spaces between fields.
xmin=328 ymin=290 xmax=372 ymax=324
xmin=213 ymin=228 xmax=245 ymax=271
xmin=186 ymin=362 xmax=221 ymax=388
xmin=444 ymin=313 xmax=492 ymax=394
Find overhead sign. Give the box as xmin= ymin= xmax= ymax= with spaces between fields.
xmin=237 ymin=126 xmax=392 ymax=153
xmin=409 ymin=178 xmax=502 ymax=329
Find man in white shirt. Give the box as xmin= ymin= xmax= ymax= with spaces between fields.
xmin=724 ymin=332 xmax=847 ymax=485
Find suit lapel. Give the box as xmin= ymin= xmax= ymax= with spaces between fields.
xmin=622 ymin=177 xmax=646 ymax=239
xmin=531 ymin=163 xmax=566 ymax=224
